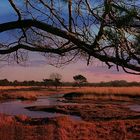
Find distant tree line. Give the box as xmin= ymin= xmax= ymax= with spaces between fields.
xmin=0 ymin=79 xmax=140 ymax=87
xmin=88 ymin=80 xmax=140 ymax=87
xmin=43 ymin=73 xmax=62 ymax=90
xmin=0 ymin=79 xmax=44 ymax=86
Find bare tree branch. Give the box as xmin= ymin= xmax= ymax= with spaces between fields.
xmin=0 ymin=0 xmax=139 ymax=74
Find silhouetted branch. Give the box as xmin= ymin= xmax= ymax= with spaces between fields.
xmin=0 ymin=0 xmax=139 ymax=74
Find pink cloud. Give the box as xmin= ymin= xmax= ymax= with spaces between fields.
xmin=78 ymin=65 xmax=140 ymax=82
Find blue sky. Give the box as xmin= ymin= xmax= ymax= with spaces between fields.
xmin=0 ymin=1 xmax=16 ymax=22
xmin=0 ymin=0 xmax=139 ymax=82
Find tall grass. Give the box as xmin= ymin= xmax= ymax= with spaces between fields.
xmin=74 ymin=87 xmax=140 ymax=95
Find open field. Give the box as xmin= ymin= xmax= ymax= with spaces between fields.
xmin=0 ymin=86 xmax=140 ymax=102
xmin=1 ymin=86 xmax=140 ymax=94
xmin=0 ymin=86 xmax=140 ymax=140
xmin=70 ymin=86 xmax=140 ymax=95
xmin=0 ymin=86 xmax=140 ymax=98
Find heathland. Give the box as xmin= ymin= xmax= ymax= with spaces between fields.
xmin=0 ymin=86 xmax=140 ymax=140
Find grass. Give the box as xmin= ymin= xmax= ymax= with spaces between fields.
xmin=0 ymin=86 xmax=139 ymax=140
xmin=0 ymin=86 xmax=140 ymax=94
xmin=0 ymin=114 xmax=139 ymax=140
xmin=74 ymin=87 xmax=140 ymax=95
xmin=0 ymin=86 xmax=140 ymax=101
xmin=63 ymin=87 xmax=140 ymax=101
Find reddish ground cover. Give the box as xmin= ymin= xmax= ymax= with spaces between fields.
xmin=0 ymin=87 xmax=140 ymax=140
xmin=0 ymin=114 xmax=139 ymax=140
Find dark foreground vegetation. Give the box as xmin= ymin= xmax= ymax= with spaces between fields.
xmin=0 ymin=79 xmax=140 ymax=87
xmin=0 ymin=114 xmax=139 ymax=140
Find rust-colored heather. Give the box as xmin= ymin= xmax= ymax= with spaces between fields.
xmin=0 ymin=86 xmax=139 ymax=140
xmin=0 ymin=114 xmax=139 ymax=140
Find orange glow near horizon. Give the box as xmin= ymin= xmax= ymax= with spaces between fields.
xmin=0 ymin=61 xmax=139 ymax=82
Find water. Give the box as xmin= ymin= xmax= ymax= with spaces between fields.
xmin=128 ymin=104 xmax=140 ymax=112
xmin=0 ymin=94 xmax=139 ymax=120
xmin=0 ymin=94 xmax=81 ymax=120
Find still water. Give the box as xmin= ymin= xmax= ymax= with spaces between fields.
xmin=128 ymin=104 xmax=140 ymax=112
xmin=0 ymin=94 xmax=139 ymax=119
xmin=0 ymin=94 xmax=81 ymax=120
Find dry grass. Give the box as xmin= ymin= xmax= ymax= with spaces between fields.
xmin=63 ymin=87 xmax=140 ymax=102
xmin=0 ymin=86 xmax=140 ymax=140
xmin=73 ymin=87 xmax=140 ymax=95
xmin=0 ymin=114 xmax=139 ymax=140
xmin=0 ymin=86 xmax=140 ymax=101
xmin=1 ymin=86 xmax=140 ymax=95
xmin=0 ymin=86 xmax=31 ymax=90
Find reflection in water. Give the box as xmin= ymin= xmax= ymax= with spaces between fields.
xmin=0 ymin=94 xmax=139 ymax=120
xmin=128 ymin=104 xmax=140 ymax=112
xmin=0 ymin=94 xmax=81 ymax=120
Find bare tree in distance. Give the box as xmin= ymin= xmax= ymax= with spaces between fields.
xmin=0 ymin=1 xmax=140 ymax=74
xmin=50 ymin=73 xmax=62 ymax=90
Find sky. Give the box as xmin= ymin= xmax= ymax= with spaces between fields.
xmin=0 ymin=58 xmax=140 ymax=82
xmin=0 ymin=0 xmax=139 ymax=82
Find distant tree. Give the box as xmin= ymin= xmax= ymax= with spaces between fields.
xmin=13 ymin=80 xmax=19 ymax=86
xmin=50 ymin=73 xmax=62 ymax=90
xmin=73 ymin=75 xmax=87 ymax=87
xmin=43 ymin=79 xmax=54 ymax=88
xmin=0 ymin=79 xmax=9 ymax=86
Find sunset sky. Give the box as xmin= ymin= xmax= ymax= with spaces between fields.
xmin=0 ymin=55 xmax=139 ymax=82
xmin=0 ymin=0 xmax=139 ymax=82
